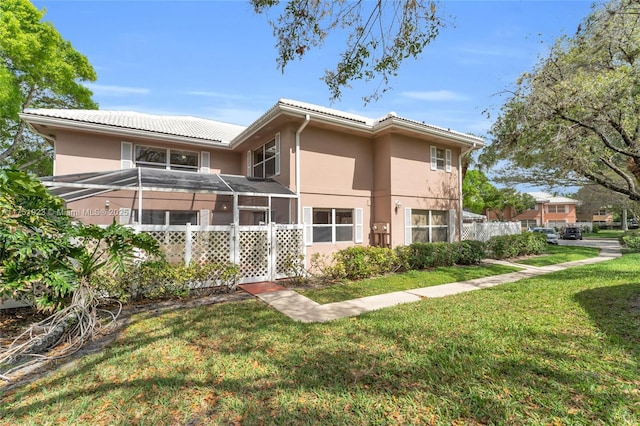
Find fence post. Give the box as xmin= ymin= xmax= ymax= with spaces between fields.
xmin=185 ymin=223 xmax=192 ymax=265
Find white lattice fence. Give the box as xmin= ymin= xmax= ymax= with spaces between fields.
xmin=192 ymin=229 xmax=232 ymax=264
xmin=275 ymin=225 xmax=304 ymax=279
xmin=238 ymin=228 xmax=269 ymax=281
xmin=132 ymin=224 xmax=304 ymax=283
xmin=462 ymin=222 xmax=522 ymax=242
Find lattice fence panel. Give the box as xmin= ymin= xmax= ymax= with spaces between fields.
xmin=275 ymin=227 xmax=304 ymax=277
xmin=238 ymin=229 xmax=269 ymax=279
xmin=462 ymin=222 xmax=522 ymax=242
xmin=192 ymin=230 xmax=231 ymax=264
xmin=144 ymin=231 xmax=186 ymax=264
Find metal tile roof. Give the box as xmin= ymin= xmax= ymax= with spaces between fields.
xmin=24 ymin=109 xmax=246 ymax=144
xmin=528 ymin=191 xmax=579 ymax=204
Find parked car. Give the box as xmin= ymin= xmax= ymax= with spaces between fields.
xmin=561 ymin=226 xmax=583 ymax=240
xmin=532 ymin=227 xmax=559 ymax=244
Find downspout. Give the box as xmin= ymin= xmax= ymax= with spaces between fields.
xmin=137 ymin=167 xmax=143 ymax=225
xmin=295 ymin=114 xmax=311 ymax=223
xmin=458 ymin=142 xmax=477 ymax=241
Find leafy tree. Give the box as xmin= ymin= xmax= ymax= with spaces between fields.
xmin=0 ymin=0 xmax=97 ymax=174
xmin=481 ymin=0 xmax=640 ymax=201
xmin=251 ymin=0 xmax=445 ymax=102
xmin=485 ymin=188 xmax=535 ymax=221
xmin=462 ymin=169 xmax=498 ymax=214
xmin=462 ymin=169 xmax=535 ymax=219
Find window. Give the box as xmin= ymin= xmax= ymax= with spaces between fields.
xmin=250 ymin=135 xmax=280 ymax=178
xmin=406 ymin=209 xmax=449 ymax=243
xmin=135 ymin=145 xmax=199 ymax=172
xmin=430 ymin=146 xmax=452 ymax=172
xmin=547 ymin=204 xmax=567 ymax=214
xmin=135 ymin=210 xmax=198 ymax=225
xmin=522 ymin=219 xmax=538 ymax=229
xmin=311 ymin=208 xmax=353 ymax=243
xmin=596 ymin=208 xmax=608 ymax=216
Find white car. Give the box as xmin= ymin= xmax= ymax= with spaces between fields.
xmin=532 ymin=227 xmax=559 ymax=244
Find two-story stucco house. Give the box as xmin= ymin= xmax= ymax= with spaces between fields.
xmin=21 ymin=99 xmax=483 ymax=271
xmin=486 ymin=191 xmax=579 ymax=229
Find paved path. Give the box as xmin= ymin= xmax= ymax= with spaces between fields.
xmin=253 ymin=239 xmax=622 ymax=323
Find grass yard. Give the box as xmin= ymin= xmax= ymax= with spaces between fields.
xmin=2 ymin=255 xmax=639 ymax=425
xmin=515 ymin=244 xmax=600 ymax=267
xmin=301 ymin=263 xmax=521 ymax=304
xmin=583 ymin=229 xmax=624 ymax=239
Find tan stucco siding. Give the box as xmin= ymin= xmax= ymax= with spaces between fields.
xmin=54 ymin=129 xmax=240 ymax=176
xmin=300 ymin=192 xmax=372 ymax=263
xmin=388 ymin=134 xmax=460 ymax=200
xmin=299 ymin=126 xmax=373 ymax=197
xmin=55 ymin=130 xmax=121 ymax=174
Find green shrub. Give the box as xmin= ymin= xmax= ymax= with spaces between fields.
xmin=486 ymin=233 xmax=546 ymax=259
xmin=592 ymin=223 xmax=600 ymax=233
xmin=620 ymin=230 xmax=640 ymax=250
xmin=92 ymin=260 xmax=241 ymax=302
xmin=332 ymin=246 xmax=398 ymax=280
xmin=455 ymin=240 xmax=487 ymax=265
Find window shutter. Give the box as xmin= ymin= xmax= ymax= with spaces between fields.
xmin=121 ymin=142 xmax=133 ymax=169
xmin=303 ymin=207 xmax=313 ymax=246
xmin=445 ymin=149 xmax=452 ymax=172
xmin=354 ymin=208 xmax=364 ymax=243
xmin=545 ymin=205 xmax=549 ymax=213
xmin=564 ymin=205 xmax=569 ymax=213
xmin=448 ymin=209 xmax=456 ymax=242
xmin=430 ymin=146 xmax=437 ymax=171
xmin=404 ymin=207 xmax=412 ymax=245
xmin=199 ymin=209 xmax=210 ymax=226
xmin=246 ymin=150 xmax=252 ymax=177
xmin=275 ymin=133 xmax=281 ymax=176
xmin=200 ymin=151 xmax=210 ymax=173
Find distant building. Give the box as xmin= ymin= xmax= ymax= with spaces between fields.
xmin=485 ymin=191 xmax=578 ymax=228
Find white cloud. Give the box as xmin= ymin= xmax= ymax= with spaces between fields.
xmin=85 ymin=83 xmax=150 ymax=96
xmin=182 ymin=91 xmax=249 ymax=101
xmin=401 ymin=90 xmax=470 ymax=102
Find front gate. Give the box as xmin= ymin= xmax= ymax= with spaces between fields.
xmin=136 ymin=223 xmax=304 ymax=283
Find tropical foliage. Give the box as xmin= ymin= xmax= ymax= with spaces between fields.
xmin=0 ymin=0 xmax=97 ymax=174
xmin=482 ymin=0 xmax=640 ymax=202
xmin=251 ymin=0 xmax=445 ymax=102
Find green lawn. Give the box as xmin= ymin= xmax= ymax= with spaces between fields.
xmin=583 ymin=229 xmax=624 ymax=239
xmin=515 ymin=244 xmax=600 ymax=267
xmin=2 ymin=255 xmax=639 ymax=425
xmin=301 ymin=263 xmax=521 ymax=304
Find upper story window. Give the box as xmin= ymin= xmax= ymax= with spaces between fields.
xmin=248 ymin=134 xmax=280 ymax=178
xmin=430 ymin=146 xmax=452 ymax=172
xmin=596 ymin=208 xmax=608 ymax=216
xmin=547 ymin=204 xmax=567 ymax=214
xmin=135 ymin=145 xmax=199 ymax=172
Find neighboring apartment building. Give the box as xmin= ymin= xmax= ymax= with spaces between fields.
xmin=486 ymin=191 xmax=578 ymax=229
xmin=21 ymin=99 xmax=483 ymax=263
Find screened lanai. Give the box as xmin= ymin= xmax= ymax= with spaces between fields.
xmin=40 ymin=168 xmax=298 ymax=227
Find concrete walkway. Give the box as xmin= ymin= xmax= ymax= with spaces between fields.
xmin=254 ymin=239 xmax=622 ymax=323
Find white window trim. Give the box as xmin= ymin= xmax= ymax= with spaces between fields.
xmin=249 ymin=133 xmax=280 ymax=178
xmin=133 ymin=144 xmax=199 ymax=172
xmin=430 ymin=146 xmax=452 ymax=173
xmin=405 ymin=208 xmax=451 ymax=243
xmin=303 ymin=207 xmax=363 ymax=245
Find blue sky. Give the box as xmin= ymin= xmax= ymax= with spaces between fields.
xmin=33 ymin=0 xmax=595 ymax=139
